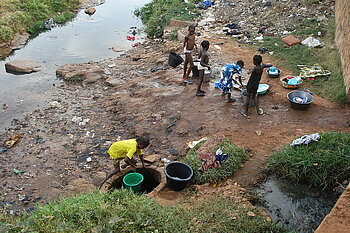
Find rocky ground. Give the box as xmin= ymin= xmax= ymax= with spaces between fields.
xmin=1 ymin=0 xmax=349 ymax=218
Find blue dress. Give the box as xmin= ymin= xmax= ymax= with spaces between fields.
xmin=219 ymin=63 xmax=243 ymax=93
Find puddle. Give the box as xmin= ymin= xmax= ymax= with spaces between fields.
xmin=110 ymin=168 xmax=161 ymax=194
xmin=0 ymin=0 xmax=150 ymax=130
xmin=254 ymin=175 xmax=339 ymax=233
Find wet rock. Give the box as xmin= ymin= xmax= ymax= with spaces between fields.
xmin=10 ymin=32 xmax=30 ymax=50
xmin=5 ymin=60 xmax=41 ymax=73
xmin=85 ymin=7 xmax=96 ymax=15
xmin=56 ymin=63 xmax=103 ymax=82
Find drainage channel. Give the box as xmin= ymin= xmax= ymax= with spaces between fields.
xmin=109 ymin=168 xmax=161 ymax=194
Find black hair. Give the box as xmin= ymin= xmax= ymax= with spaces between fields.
xmin=136 ymin=136 xmax=149 ymax=147
xmin=188 ymin=25 xmax=196 ymax=30
xmin=237 ymin=60 xmax=244 ymax=68
xmin=253 ymin=55 xmax=262 ymax=64
xmin=201 ymin=40 xmax=210 ymax=49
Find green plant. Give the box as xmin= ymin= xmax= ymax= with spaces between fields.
xmin=0 ymin=190 xmax=287 ymax=232
xmin=268 ymin=132 xmax=350 ymax=189
xmin=182 ymin=138 xmax=247 ymax=184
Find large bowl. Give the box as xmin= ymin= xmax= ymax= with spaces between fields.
xmin=257 ymin=83 xmax=269 ymax=95
xmin=266 ymin=68 xmax=282 ymax=78
xmin=287 ymin=91 xmax=314 ymax=110
xmin=280 ymin=76 xmax=303 ymax=89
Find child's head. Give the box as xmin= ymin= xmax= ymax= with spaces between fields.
xmin=188 ymin=25 xmax=195 ymax=35
xmin=237 ymin=60 xmax=244 ymax=68
xmin=136 ymin=136 xmax=149 ymax=149
xmin=201 ymin=40 xmax=210 ymax=50
xmin=253 ymin=55 xmax=262 ymax=65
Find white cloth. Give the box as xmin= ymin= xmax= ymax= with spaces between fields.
xmin=290 ymin=133 xmax=320 ymax=146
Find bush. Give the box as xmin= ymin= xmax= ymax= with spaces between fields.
xmin=182 ymin=138 xmax=247 ymax=184
xmin=0 ymin=190 xmax=287 ymax=232
xmin=268 ymin=132 xmax=350 ymax=189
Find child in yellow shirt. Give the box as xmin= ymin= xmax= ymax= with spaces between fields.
xmin=100 ymin=136 xmax=149 ymax=188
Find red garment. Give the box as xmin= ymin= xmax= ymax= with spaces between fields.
xmin=197 ymin=134 xmax=224 ymax=171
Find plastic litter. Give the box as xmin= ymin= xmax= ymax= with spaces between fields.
xmin=0 ymin=148 xmax=7 ymax=153
xmin=187 ymin=137 xmax=208 ymax=149
xmin=290 ymin=133 xmax=320 ymax=146
xmin=301 ymin=37 xmax=323 ymax=48
xmin=215 ymin=149 xmax=228 ymax=164
xmin=6 ymin=134 xmax=21 ymax=148
xmin=13 ymin=169 xmax=26 ymax=174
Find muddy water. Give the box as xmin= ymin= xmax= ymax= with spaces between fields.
xmin=0 ymin=0 xmax=150 ymax=130
xmin=255 ymin=175 xmax=339 ymax=233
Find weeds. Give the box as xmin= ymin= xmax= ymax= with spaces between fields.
xmin=135 ymin=0 xmax=198 ymax=38
xmin=182 ymin=138 xmax=247 ymax=184
xmin=268 ymin=132 xmax=350 ymax=189
xmin=257 ymin=18 xmax=347 ymax=104
xmin=0 ymin=190 xmax=287 ymax=232
xmin=0 ymin=0 xmax=79 ymax=42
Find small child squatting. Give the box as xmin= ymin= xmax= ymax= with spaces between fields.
xmin=241 ymin=55 xmax=272 ymax=118
xmin=196 ymin=40 xmax=210 ymax=96
xmin=99 ymin=136 xmax=150 ymax=188
xmin=183 ymin=25 xmax=198 ymax=82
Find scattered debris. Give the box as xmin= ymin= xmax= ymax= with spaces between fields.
xmin=301 ymin=37 xmax=323 ymax=48
xmin=298 ymin=64 xmax=331 ymax=79
xmin=12 ymin=169 xmax=26 ymax=174
xmin=6 ymin=134 xmax=21 ymax=148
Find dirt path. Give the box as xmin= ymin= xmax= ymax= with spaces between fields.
xmin=1 ymin=24 xmax=349 ymax=212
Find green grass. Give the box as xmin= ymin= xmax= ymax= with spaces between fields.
xmin=0 ymin=0 xmax=79 ymax=42
xmin=135 ymin=0 xmax=198 ymax=38
xmin=182 ymin=138 xmax=247 ymax=184
xmin=268 ymin=132 xmax=350 ymax=189
xmin=257 ymin=17 xmax=347 ymax=104
xmin=0 ymin=189 xmax=288 ymax=232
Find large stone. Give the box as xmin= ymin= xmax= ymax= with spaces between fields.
xmin=85 ymin=7 xmax=96 ymax=15
xmin=168 ymin=19 xmax=196 ymax=28
xmin=56 ymin=63 xmax=103 ymax=82
xmin=5 ymin=60 xmax=41 ymax=73
xmin=11 ymin=32 xmax=30 ymax=50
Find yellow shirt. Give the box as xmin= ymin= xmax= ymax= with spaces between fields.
xmin=107 ymin=139 xmax=142 ymax=159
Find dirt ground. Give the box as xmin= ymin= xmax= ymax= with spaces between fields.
xmin=1 ymin=7 xmax=350 ymax=218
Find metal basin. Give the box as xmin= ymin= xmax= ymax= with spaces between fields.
xmin=287 ymin=91 xmax=314 ymax=110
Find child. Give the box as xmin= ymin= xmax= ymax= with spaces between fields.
xmin=219 ymin=60 xmax=244 ymax=103
xmin=182 ymin=25 xmax=198 ymax=82
xmin=240 ymin=55 xmax=272 ymax=117
xmin=99 ymin=136 xmax=150 ymax=188
xmin=196 ymin=40 xmax=210 ymax=96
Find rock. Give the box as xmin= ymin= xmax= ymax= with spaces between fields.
xmin=144 ymin=154 xmax=161 ymax=163
xmin=281 ymin=35 xmax=301 ymax=46
xmin=85 ymin=7 xmax=96 ymax=15
xmin=112 ymin=47 xmax=125 ymax=52
xmin=10 ymin=32 xmax=30 ymax=50
xmin=83 ymin=72 xmax=101 ymax=85
xmin=5 ymin=60 xmax=41 ymax=73
xmin=247 ymin=211 xmax=256 ymax=217
xmin=56 ymin=63 xmax=103 ymax=82
xmin=177 ymin=29 xmax=187 ymax=41
xmin=168 ymin=19 xmax=195 ymax=28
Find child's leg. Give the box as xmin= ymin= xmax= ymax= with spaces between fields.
xmin=196 ymin=70 xmax=205 ymax=96
xmin=245 ymin=92 xmax=252 ymax=113
xmin=185 ymin=53 xmax=194 ymax=78
xmin=183 ymin=56 xmax=189 ymax=79
xmin=99 ymin=159 xmax=122 ymax=189
xmin=254 ymin=93 xmax=263 ymax=115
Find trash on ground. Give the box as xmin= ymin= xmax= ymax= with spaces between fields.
xmin=44 ymin=18 xmax=54 ymax=30
xmin=301 ymin=37 xmax=323 ymax=48
xmin=86 ymin=157 xmax=92 ymax=162
xmin=187 ymin=137 xmax=208 ymax=149
xmin=258 ymin=47 xmax=268 ymax=54
xmin=0 ymin=148 xmax=7 ymax=153
xmin=198 ymin=134 xmax=224 ymax=171
xmin=257 ymin=84 xmax=269 ymax=95
xmin=197 ymin=0 xmax=214 ymax=9
xmin=12 ymin=169 xmax=26 ymax=174
xmin=126 ymin=36 xmax=135 ymax=41
xmin=290 ymin=133 xmax=320 ymax=146
xmin=298 ymin=64 xmax=331 ymax=80
xmin=6 ymin=134 xmax=21 ymax=148
xmin=215 ymin=149 xmax=228 ymax=164
xmin=281 ymin=35 xmax=301 ymax=46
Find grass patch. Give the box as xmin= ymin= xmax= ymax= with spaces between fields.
xmin=134 ymin=0 xmax=198 ymax=38
xmin=268 ymin=132 xmax=350 ymax=189
xmin=257 ymin=18 xmax=347 ymax=104
xmin=0 ymin=189 xmax=287 ymax=232
xmin=0 ymin=0 xmax=79 ymax=42
xmin=182 ymin=138 xmax=247 ymax=184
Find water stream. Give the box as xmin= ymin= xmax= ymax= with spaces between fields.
xmin=0 ymin=0 xmax=150 ymax=130
xmin=255 ymin=175 xmax=339 ymax=233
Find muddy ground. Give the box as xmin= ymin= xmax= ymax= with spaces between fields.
xmin=1 ymin=2 xmax=350 ymax=217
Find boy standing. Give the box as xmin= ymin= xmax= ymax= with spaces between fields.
xmin=220 ymin=60 xmax=244 ymax=103
xmin=240 ymin=55 xmax=272 ymax=117
xmin=196 ymin=40 xmax=210 ymax=96
xmin=183 ymin=25 xmax=198 ymax=82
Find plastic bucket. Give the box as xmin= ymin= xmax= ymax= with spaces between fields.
xmin=165 ymin=162 xmax=193 ymax=191
xmin=168 ymin=52 xmax=184 ymax=68
xmin=241 ymin=89 xmax=255 ymax=107
xmin=123 ymin=172 xmax=144 ymax=192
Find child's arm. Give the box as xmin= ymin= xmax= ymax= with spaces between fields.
xmin=139 ymin=154 xmax=145 ymax=167
xmin=194 ymin=43 xmax=198 ymax=54
xmin=183 ymin=36 xmax=188 ymax=49
xmin=263 ymin=63 xmax=273 ymax=68
xmin=124 ymin=157 xmax=137 ymax=168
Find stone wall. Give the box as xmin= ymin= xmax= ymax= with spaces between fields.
xmin=335 ymin=0 xmax=350 ymax=101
